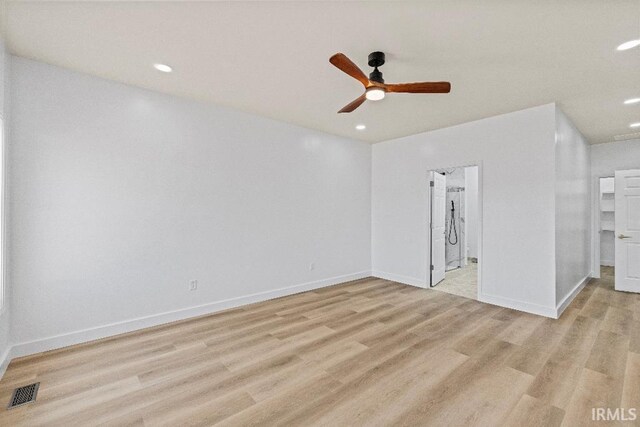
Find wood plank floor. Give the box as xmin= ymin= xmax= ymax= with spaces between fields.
xmin=0 ymin=267 xmax=638 ymax=426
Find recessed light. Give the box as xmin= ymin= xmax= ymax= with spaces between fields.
xmin=630 ymin=122 xmax=640 ymax=128
xmin=355 ymin=124 xmax=366 ymax=130
xmin=624 ymin=98 xmax=640 ymax=105
xmin=153 ymin=63 xmax=173 ymax=73
xmin=617 ymin=39 xmax=640 ymax=51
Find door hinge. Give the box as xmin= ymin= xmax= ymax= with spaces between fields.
xmin=431 ymin=265 xmax=434 ymax=271
xmin=430 ymin=181 xmax=434 ymax=187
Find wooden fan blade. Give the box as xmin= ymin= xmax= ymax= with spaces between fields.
xmin=330 ymin=53 xmax=370 ymax=87
xmin=338 ymin=93 xmax=366 ymax=113
xmin=384 ymin=82 xmax=451 ymax=93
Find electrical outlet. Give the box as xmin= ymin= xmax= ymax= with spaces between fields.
xmin=189 ymin=280 xmax=198 ymax=291
xmin=309 ymin=263 xmax=315 ymax=271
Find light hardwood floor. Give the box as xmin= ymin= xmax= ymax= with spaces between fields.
xmin=0 ymin=267 xmax=639 ymax=426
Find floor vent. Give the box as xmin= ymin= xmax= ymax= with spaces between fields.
xmin=8 ymin=382 xmax=40 ymax=409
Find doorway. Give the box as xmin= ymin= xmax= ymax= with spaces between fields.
xmin=429 ymin=165 xmax=480 ymax=300
xmin=598 ymin=176 xmax=615 ymax=270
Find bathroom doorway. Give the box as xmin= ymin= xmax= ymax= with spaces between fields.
xmin=429 ymin=165 xmax=480 ymax=300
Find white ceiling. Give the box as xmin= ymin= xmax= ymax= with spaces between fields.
xmin=2 ymin=1 xmax=640 ymax=143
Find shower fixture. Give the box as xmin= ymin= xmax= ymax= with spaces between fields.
xmin=448 ymin=200 xmax=458 ymax=245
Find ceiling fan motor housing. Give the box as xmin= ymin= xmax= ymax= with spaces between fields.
xmin=369 ymin=68 xmax=384 ymax=83
xmin=368 ymin=51 xmax=385 ymax=67
xmin=368 ymin=51 xmax=385 ymax=83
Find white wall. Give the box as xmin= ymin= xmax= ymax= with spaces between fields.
xmin=464 ymin=166 xmax=478 ymax=259
xmin=0 ymin=39 xmax=11 ymax=375
xmin=554 ymin=108 xmax=591 ymax=308
xmin=591 ymin=139 xmax=640 ymax=277
xmin=372 ymin=104 xmax=558 ymax=316
xmin=8 ymin=57 xmax=372 ymax=354
xmin=3 ymin=55 xmax=606 ymax=363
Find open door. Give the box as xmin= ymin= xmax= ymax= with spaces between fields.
xmin=615 ymin=169 xmax=640 ymax=293
xmin=430 ymin=172 xmax=446 ymax=286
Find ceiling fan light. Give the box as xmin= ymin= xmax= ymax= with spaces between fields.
xmin=365 ymin=87 xmax=385 ymax=101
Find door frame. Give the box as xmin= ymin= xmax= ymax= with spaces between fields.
xmin=429 ymin=171 xmax=446 ymax=287
xmin=427 ymin=162 xmax=483 ymax=300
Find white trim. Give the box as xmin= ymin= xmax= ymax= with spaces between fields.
xmin=7 ymin=271 xmax=371 ymax=362
xmin=0 ymin=346 xmax=10 ymax=380
xmin=478 ymin=293 xmax=557 ymax=318
xmin=600 ymin=259 xmax=615 ymax=267
xmin=0 ymin=115 xmax=5 ymax=317
xmin=476 ymin=163 xmax=484 ymax=301
xmin=371 ymin=271 xmax=426 ymax=288
xmin=556 ymin=274 xmax=591 ymax=318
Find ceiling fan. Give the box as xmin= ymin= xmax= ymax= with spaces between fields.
xmin=329 ymin=51 xmax=451 ymax=113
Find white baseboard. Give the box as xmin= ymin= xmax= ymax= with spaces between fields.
xmin=7 ymin=271 xmax=372 ymax=364
xmin=600 ymin=260 xmax=615 ymax=267
xmin=0 ymin=347 xmax=10 ymax=380
xmin=556 ymin=274 xmax=591 ymax=318
xmin=478 ymin=292 xmax=557 ymax=318
xmin=479 ymin=274 xmax=592 ymax=319
xmin=371 ymin=271 xmax=426 ymax=288
xmin=375 ymin=271 xmax=558 ymax=318
xmin=0 ymin=270 xmax=593 ymax=379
